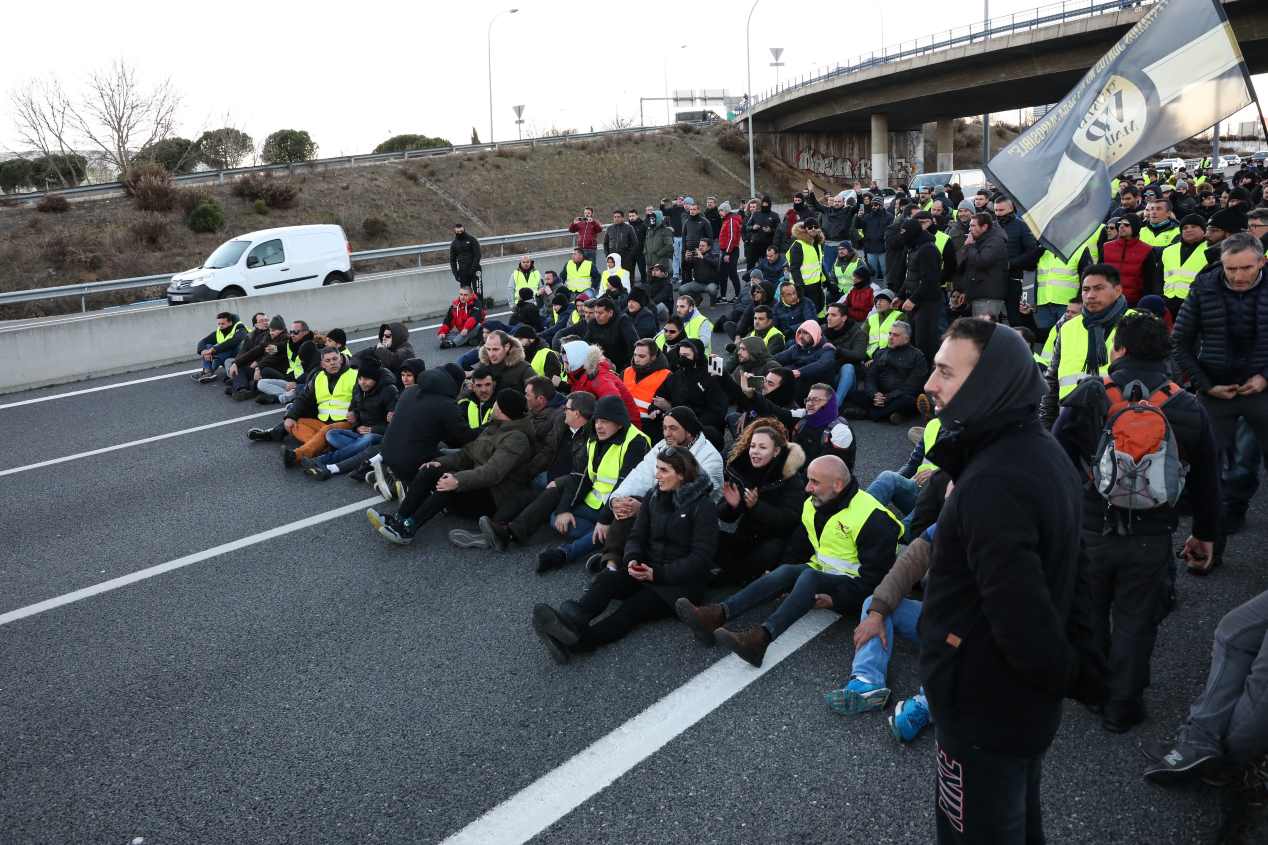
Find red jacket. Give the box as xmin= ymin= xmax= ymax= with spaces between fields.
xmin=570 ymin=359 xmax=642 ymax=430
xmin=438 ymin=294 xmax=483 ymax=335
xmin=568 ymin=219 xmax=604 ymax=251
xmin=844 ymin=285 xmax=874 ymax=323
xmin=1101 ymin=237 xmax=1153 ymax=305
xmin=718 ymin=214 xmax=743 ymax=253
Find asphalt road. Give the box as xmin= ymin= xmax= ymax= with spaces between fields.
xmin=2 ymin=315 xmax=1266 ymax=844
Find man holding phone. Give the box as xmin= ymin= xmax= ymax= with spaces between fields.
xmin=568 ymin=207 xmax=603 ymax=261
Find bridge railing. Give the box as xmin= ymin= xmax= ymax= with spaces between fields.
xmin=740 ymin=0 xmax=1156 ymax=112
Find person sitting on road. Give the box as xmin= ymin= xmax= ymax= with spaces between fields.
xmin=822 ymin=302 xmax=869 ymax=409
xmin=840 ymin=320 xmax=928 ymax=423
xmin=536 ymin=395 xmax=650 ymax=573
xmin=248 ymin=345 xmax=356 ymax=467
xmin=680 ymin=238 xmax=722 ymax=307
xmin=254 ymin=320 xmax=320 ymax=405
xmin=653 ymin=339 xmax=728 ymax=451
xmin=775 ymin=320 xmax=838 ymax=400
xmin=458 ymin=368 xmax=497 ymax=431
xmin=719 ymin=276 xmax=776 ymax=342
xmin=224 ymin=312 xmax=269 ymax=391
xmin=676 ymin=454 xmax=900 ymax=667
xmin=569 ymin=296 xmax=639 ymax=371
xmin=367 ymin=388 xmax=536 ymax=545
xmin=561 ymin=341 xmax=642 ymax=429
xmin=369 ymin=367 xmax=472 ymax=499
xmin=461 ymin=329 xmax=534 ymax=395
xmin=227 ymin=316 xmax=293 ymax=401
xmin=398 ymin=357 xmax=425 ymax=390
xmin=716 ymin=422 xmax=806 ymax=585
xmin=653 ymin=315 xmax=685 ymax=353
xmin=825 ymin=519 xmax=939 ymax=744
xmin=531 ymin=447 xmax=718 ymax=663
xmin=302 ymin=356 xmax=399 ymax=480
xmin=370 ymin=322 xmax=415 ymax=375
xmin=772 ymin=281 xmax=817 ymax=338
xmin=625 ymin=287 xmax=660 ymax=339
xmin=194 ymin=311 xmax=247 ymax=384
xmin=793 ymin=382 xmax=857 ymax=470
xmin=438 ymin=285 xmax=484 ymax=349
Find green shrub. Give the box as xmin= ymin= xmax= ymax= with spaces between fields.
xmin=29 ymin=153 xmax=87 ymax=188
xmin=362 ymin=217 xmax=389 ymax=239
xmin=187 ymin=199 xmax=225 ymax=233
xmin=253 ymin=198 xmax=269 ymax=215
xmin=261 ymin=129 xmax=317 ymax=164
xmin=178 ymin=188 xmax=214 ymax=216
xmin=0 ymin=158 xmax=35 ymax=193
xmin=36 ymin=194 xmax=70 ymax=213
xmin=375 ymin=134 xmax=451 ymax=154
xmin=125 ymin=163 xmax=178 ymax=212
xmin=196 ymin=128 xmax=255 ymax=169
xmin=133 ymin=137 xmax=200 ymax=174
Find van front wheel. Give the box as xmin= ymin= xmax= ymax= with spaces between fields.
xmin=218 ymin=286 xmax=246 ymax=299
xmin=323 ymin=272 xmax=349 ymax=286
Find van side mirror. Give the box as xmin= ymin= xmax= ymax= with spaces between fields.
xmin=246 ymin=255 xmax=260 ymax=269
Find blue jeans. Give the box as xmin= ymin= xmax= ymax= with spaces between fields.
xmin=835 ymin=363 xmax=857 ymax=409
xmin=868 ymin=470 xmax=918 ymax=535
xmin=722 ymin=563 xmax=855 ymax=640
xmin=458 ymin=347 xmax=482 ymax=369
xmin=852 ymin=595 xmax=923 ymax=686
xmin=553 ymin=503 xmax=605 ymax=562
xmin=672 ymin=237 xmax=684 ymax=279
xmin=1223 ymin=418 xmax=1262 ymax=512
xmin=1033 ymin=302 xmax=1067 ymax=331
xmin=864 ymin=252 xmax=886 ymax=282
xmin=197 ymin=342 xmax=235 ymax=374
xmin=324 ymin=429 xmax=382 ymax=464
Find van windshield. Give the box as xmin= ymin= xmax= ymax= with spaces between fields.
xmin=911 ymin=172 xmax=951 ymax=191
xmin=204 ymin=240 xmax=250 ymax=269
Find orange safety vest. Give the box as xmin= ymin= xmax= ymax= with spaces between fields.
xmin=622 ymin=366 xmax=672 ymax=421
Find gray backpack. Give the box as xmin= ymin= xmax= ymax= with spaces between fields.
xmin=1091 ymin=378 xmax=1186 ymax=510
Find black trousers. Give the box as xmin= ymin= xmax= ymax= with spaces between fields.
xmin=573 ymin=568 xmax=673 ymax=649
xmin=508 ymin=483 xmax=565 ymax=542
xmin=909 ymin=301 xmax=943 ymax=364
xmin=717 ymin=531 xmax=786 ymax=585
xmin=233 ymin=365 xmax=284 ymax=392
xmin=398 ymin=466 xmax=496 ymax=526
xmin=800 ymin=282 xmax=824 ymax=315
xmin=598 ymin=513 xmax=637 ymax=563
xmin=935 ymin=730 xmax=1045 ymax=845
xmin=1083 ymin=530 xmax=1170 ymax=717
xmin=719 ymin=249 xmax=742 ymax=299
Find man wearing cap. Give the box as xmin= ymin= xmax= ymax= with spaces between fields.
xmin=1161 ymin=214 xmax=1216 ymax=316
xmin=866 ymin=291 xmax=901 ymax=358
xmin=537 ymin=394 xmax=651 ymax=572
xmin=367 ymin=388 xmax=537 ymax=544
xmin=1207 ymin=206 xmax=1248 ymax=249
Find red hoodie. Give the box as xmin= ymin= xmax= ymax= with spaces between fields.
xmin=570 ymin=358 xmax=642 ymax=430
xmin=438 ymin=293 xmax=483 ymax=335
xmin=568 ymin=219 xmax=604 ymax=251
xmin=718 ymin=214 xmax=743 ymax=253
xmin=1101 ymin=237 xmax=1153 ymax=305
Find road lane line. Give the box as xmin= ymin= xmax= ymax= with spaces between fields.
xmin=0 ymin=310 xmax=510 ymax=410
xmin=439 ymin=610 xmax=838 ymax=845
xmin=0 ymin=496 xmax=382 ymax=627
xmin=0 ymin=409 xmax=284 ymax=477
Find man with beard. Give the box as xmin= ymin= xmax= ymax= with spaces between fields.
xmin=622 ymin=340 xmax=673 ymax=443
xmin=652 ymin=339 xmax=728 ymax=452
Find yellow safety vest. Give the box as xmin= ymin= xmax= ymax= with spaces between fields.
xmin=1055 ymin=310 xmax=1136 ymax=398
xmin=1111 ymin=178 xmax=1121 ymax=198
xmin=1140 ymin=223 xmax=1181 ymax=248
xmin=683 ymin=312 xmax=708 ymax=345
xmin=564 ymin=260 xmax=593 ymax=293
xmin=340 ymin=348 xmax=352 ymax=359
xmin=800 ymin=490 xmax=903 ymax=577
xmin=916 ymin=417 xmax=942 ymax=475
xmin=513 ymin=268 xmax=541 ymax=295
xmin=1160 ymin=242 xmax=1209 ymax=300
xmin=747 ymin=325 xmax=785 ymax=349
xmin=530 ymin=347 xmax=560 ymax=379
xmin=601 ymin=267 xmax=630 ymax=293
xmin=460 ymin=398 xmax=492 ymax=429
xmin=570 ymin=309 xmax=583 ymax=325
xmin=1036 ymin=251 xmax=1080 ymax=307
xmin=933 ymin=230 xmax=950 ymax=256
xmin=1039 ymin=327 xmax=1058 ymax=367
xmin=214 ymin=322 xmax=245 ymax=346
xmin=286 ymin=344 xmax=305 ymax=379
xmin=313 ymin=367 xmax=357 ymax=422
xmin=832 ymin=259 xmax=860 ymax=287
xmin=866 ymin=310 xmax=900 ymax=357
xmin=921 ymin=200 xmax=933 ymax=212
xmin=653 ymin=331 xmax=678 ymax=350
xmin=1194 ymin=175 xmax=1208 ymax=188
xmin=786 ymin=240 xmax=824 ymax=285
xmin=583 ymin=426 xmax=651 ymax=510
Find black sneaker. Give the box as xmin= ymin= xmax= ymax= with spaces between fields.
xmin=531 ymin=604 xmax=574 ymax=665
xmin=255 ymin=394 xmax=278 ymax=405
xmin=536 ymin=548 xmax=567 ymax=574
xmin=282 ymin=448 xmax=298 ymax=468
xmin=1223 ymin=508 xmax=1247 ymax=535
xmin=305 ymin=466 xmax=332 ymax=481
xmin=584 ymin=553 xmax=607 ymax=575
xmin=376 ymin=514 xmax=415 ymax=545
xmin=1143 ymin=743 xmax=1220 ymax=784
xmin=479 ymin=515 xmax=511 ymax=551
xmin=247 ymin=427 xmax=275 ymax=442
xmin=196 ymin=370 xmax=218 ymax=384
xmin=233 ymin=389 xmax=257 ymax=402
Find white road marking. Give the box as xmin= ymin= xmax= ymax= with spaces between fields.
xmin=0 ymin=409 xmax=285 ymax=477
xmin=0 ymin=310 xmax=510 ymax=410
xmin=439 ymin=611 xmax=838 ymax=845
xmin=0 ymin=496 xmax=383 ymax=627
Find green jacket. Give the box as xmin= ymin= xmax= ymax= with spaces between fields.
xmin=644 ymin=223 xmax=674 ymax=270
xmin=437 ymin=414 xmax=536 ymax=504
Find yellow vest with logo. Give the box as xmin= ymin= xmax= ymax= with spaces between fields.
xmin=866 ymin=310 xmax=900 ymax=357
xmin=1036 ymin=251 xmax=1081 ymax=307
xmin=214 ymin=322 xmax=245 ymax=346
xmin=1160 ymin=242 xmax=1209 ymax=300
xmin=314 ymin=367 xmax=357 ymax=422
xmin=786 ymin=240 xmax=824 ymax=285
xmin=1056 ymin=310 xmax=1135 ymax=398
xmin=564 ymin=260 xmax=593 ymax=292
xmin=584 ymin=426 xmax=651 ymax=509
xmin=460 ymin=398 xmax=492 ymax=429
xmin=1140 ymin=224 xmax=1181 ymax=249
xmin=916 ymin=417 xmax=942 ymax=475
xmin=513 ymin=268 xmax=541 ymax=295
xmin=800 ymin=490 xmax=903 ymax=577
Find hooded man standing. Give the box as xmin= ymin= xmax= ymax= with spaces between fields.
xmin=918 ymin=318 xmax=1097 ymax=844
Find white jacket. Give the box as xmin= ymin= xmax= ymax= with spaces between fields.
xmin=613 ymin=433 xmax=725 ymax=502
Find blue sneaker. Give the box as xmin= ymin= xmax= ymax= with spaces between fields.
xmin=825 ymin=678 xmax=891 ymax=715
xmin=888 ymin=696 xmax=931 ymax=742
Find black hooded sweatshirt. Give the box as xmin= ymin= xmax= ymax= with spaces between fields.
xmin=379 ymin=370 xmax=474 ymax=474
xmin=918 ymin=323 xmax=1102 ymax=758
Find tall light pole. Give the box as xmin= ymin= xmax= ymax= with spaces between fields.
xmin=981 ymin=0 xmax=990 ymax=167
xmin=746 ymin=0 xmax=760 ymax=199
xmin=487 ymin=7 xmax=518 ymax=144
xmin=769 ymin=47 xmax=784 ymax=90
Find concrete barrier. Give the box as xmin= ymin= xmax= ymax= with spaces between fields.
xmin=0 ymin=248 xmax=572 ymax=395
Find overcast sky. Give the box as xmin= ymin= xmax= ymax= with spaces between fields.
xmin=1 ymin=0 xmax=1264 ymax=157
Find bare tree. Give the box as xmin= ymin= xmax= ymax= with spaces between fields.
xmin=603 ymin=112 xmax=635 ymax=131
xmin=72 ymin=60 xmax=179 ymax=178
xmin=9 ymin=78 xmax=78 ymax=186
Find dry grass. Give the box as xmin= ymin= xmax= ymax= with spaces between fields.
xmin=0 ymin=126 xmax=799 ymax=319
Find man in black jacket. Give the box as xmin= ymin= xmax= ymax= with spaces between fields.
xmin=918 ymin=317 xmax=1097 ymax=844
xmin=856 ymin=196 xmax=893 ymax=282
xmin=373 ymin=369 xmax=472 ymax=497
xmin=841 ymin=321 xmax=928 ymax=423
xmin=1172 ymin=232 xmax=1268 ymax=542
xmin=574 ymin=297 xmax=638 ymax=371
xmin=602 ymin=210 xmax=639 ymax=277
xmin=900 ymin=214 xmax=945 ymax=361
xmin=1055 ymin=313 xmax=1220 ymax=732
xmin=449 ymin=223 xmax=481 ymax=289
xmin=194 ymin=311 xmax=246 ymax=383
xmin=743 ymin=196 xmax=781 ymax=270
xmin=993 ymin=196 xmax=1044 ymax=325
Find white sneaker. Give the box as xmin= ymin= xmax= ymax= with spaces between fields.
xmin=372 ymin=461 xmax=393 ymax=500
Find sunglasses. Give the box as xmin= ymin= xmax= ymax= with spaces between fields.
xmin=289 ymin=329 xmax=303 ymax=335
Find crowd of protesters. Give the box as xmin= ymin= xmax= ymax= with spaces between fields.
xmin=188 ymin=159 xmax=1268 ymax=842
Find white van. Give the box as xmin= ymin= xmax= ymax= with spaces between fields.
xmin=909 ymin=169 xmax=989 ymax=193
xmin=166 ymin=224 xmax=353 ymax=304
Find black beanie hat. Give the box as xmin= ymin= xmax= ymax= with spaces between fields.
xmin=666 ymin=405 xmax=702 ymax=438
xmin=512 ymin=324 xmax=536 ymax=341
xmin=269 ymin=315 xmax=286 ymax=331
xmin=1209 ymin=207 xmax=1247 ymax=233
xmin=628 ymin=286 xmax=649 ymax=307
xmin=593 ymin=394 xmax=630 ymax=427
xmin=356 ymin=356 xmax=383 ymax=382
xmin=552 ymin=291 xmax=571 ymax=307
xmin=1179 ymin=213 xmax=1206 ymax=229
xmin=518 ymin=287 xmax=535 ymax=302
xmin=496 ymin=388 xmax=527 ymax=420
xmin=400 ymin=358 xmax=425 ymax=377
xmin=441 ymin=363 xmax=466 ymax=395
xmin=327 ymin=328 xmax=347 ymax=345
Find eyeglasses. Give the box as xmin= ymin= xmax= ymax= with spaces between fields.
xmin=289 ymin=329 xmax=303 ymax=335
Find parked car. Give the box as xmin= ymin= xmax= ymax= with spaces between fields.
xmin=1219 ymin=153 xmax=1242 ymax=168
xmin=909 ymin=168 xmax=988 ymax=194
xmin=1152 ymin=157 xmax=1186 ymax=172
xmin=1251 ymin=151 xmax=1268 ymax=164
xmin=166 ymin=225 xmax=353 ymax=305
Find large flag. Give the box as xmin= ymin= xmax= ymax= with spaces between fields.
xmin=984 ymin=0 xmax=1257 ymax=260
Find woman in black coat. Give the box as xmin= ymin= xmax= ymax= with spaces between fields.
xmin=716 ymin=422 xmax=807 ymax=584
xmin=532 ymin=447 xmax=718 ymax=663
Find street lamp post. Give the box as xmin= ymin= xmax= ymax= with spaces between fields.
xmin=981 ymin=0 xmax=990 ymax=167
xmin=746 ymin=0 xmax=760 ymax=199
xmin=487 ymin=8 xmax=519 ymax=144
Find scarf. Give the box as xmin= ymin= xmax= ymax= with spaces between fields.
xmin=1080 ymin=294 xmax=1128 ymax=373
xmin=803 ymin=401 xmax=839 ymax=430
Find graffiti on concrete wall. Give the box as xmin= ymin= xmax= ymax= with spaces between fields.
xmin=770 ymin=129 xmax=924 ymax=186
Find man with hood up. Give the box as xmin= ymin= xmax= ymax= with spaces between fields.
xmin=721 ymin=275 xmax=776 ymax=339
xmin=727 ymin=334 xmax=777 ymax=386
xmin=562 ymin=341 xmax=642 ymax=429
xmin=371 ymin=322 xmax=415 ymax=375
xmin=775 ymin=319 xmax=838 ymax=398
xmin=899 ymin=215 xmax=945 ymax=361
xmin=624 ymin=287 xmax=659 ymax=339
xmin=643 ymin=211 xmax=674 ymax=278
xmin=744 ymin=196 xmax=781 ymax=269
xmin=653 ymin=338 xmax=728 ymax=451
xmin=921 ymin=317 xmax=1101 ymax=843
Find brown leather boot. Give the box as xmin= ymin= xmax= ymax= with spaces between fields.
xmin=675 ymin=598 xmax=726 ymax=645
xmin=715 ymin=625 xmax=770 ymax=667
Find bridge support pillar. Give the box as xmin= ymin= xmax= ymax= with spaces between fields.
xmin=870 ymin=113 xmax=889 ymax=186
xmin=936 ymin=119 xmax=955 ymax=172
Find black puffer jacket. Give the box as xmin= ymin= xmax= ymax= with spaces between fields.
xmin=349 ymin=379 xmax=400 ymax=435
xmin=379 ymin=370 xmax=473 ymax=472
xmin=718 ymin=443 xmax=806 ymax=544
xmin=372 ymin=322 xmax=415 ymax=372
xmin=1172 ymin=264 xmax=1268 ymax=392
xmin=656 ymin=340 xmax=728 ymax=432
xmin=901 ymin=221 xmax=943 ymax=303
xmin=623 ymin=474 xmax=719 ymax=606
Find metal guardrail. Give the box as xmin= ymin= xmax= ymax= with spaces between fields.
xmin=0 ymin=228 xmax=574 ymax=312
xmin=740 ymin=0 xmax=1155 ymax=112
xmin=3 ymin=123 xmax=709 ymax=205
